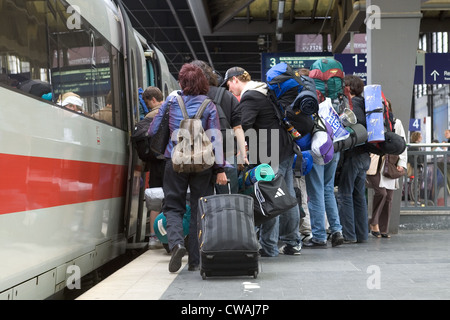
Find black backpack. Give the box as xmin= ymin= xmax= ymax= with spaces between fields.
xmin=212 ymin=87 xmax=231 ymax=131
xmin=131 ymin=117 xmax=158 ymax=162
xmin=211 ymin=87 xmax=234 ymax=156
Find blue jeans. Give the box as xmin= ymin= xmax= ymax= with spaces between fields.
xmin=337 ymin=152 xmax=371 ymax=242
xmin=305 ymin=152 xmax=342 ymax=242
xmin=259 ymin=156 xmax=301 ymax=256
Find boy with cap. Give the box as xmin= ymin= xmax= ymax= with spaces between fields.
xmin=222 ymin=66 xmax=301 ymax=256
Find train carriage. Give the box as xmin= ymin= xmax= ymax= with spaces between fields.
xmin=0 ymin=0 xmax=178 ymax=299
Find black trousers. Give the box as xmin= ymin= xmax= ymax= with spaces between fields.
xmin=162 ymin=159 xmax=214 ymax=266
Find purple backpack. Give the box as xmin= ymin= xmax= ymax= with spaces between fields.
xmin=311 ymin=115 xmax=334 ymax=165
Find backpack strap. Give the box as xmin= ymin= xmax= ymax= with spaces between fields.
xmin=212 ymin=87 xmax=229 ymax=126
xmin=175 ymin=94 xmax=211 ymax=120
xmin=213 ymin=87 xmax=226 ymax=105
xmin=176 ymin=94 xmax=189 ymax=119
xmin=194 ymin=98 xmax=212 ymax=119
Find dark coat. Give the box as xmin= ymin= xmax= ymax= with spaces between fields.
xmin=238 ymin=82 xmax=294 ymax=165
xmin=345 ymin=95 xmax=370 ymax=156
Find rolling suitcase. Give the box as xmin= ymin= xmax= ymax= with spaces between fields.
xmin=198 ymin=193 xmax=259 ymax=280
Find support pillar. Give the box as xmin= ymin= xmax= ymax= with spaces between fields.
xmin=366 ymin=0 xmax=422 ymax=233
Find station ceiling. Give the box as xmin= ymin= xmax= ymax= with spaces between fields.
xmin=122 ymin=0 xmax=450 ymax=81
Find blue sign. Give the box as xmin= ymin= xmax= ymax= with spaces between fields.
xmin=334 ymin=53 xmax=367 ymax=83
xmin=261 ymin=52 xmax=332 ymax=81
xmin=261 ymin=52 xmax=449 ymax=84
xmin=425 ymin=53 xmax=450 ymax=84
xmin=409 ymin=118 xmax=421 ymax=132
xmin=414 ymin=65 xmax=424 ymax=84
xmin=336 ymin=53 xmax=426 ymax=84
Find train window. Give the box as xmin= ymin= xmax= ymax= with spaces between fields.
xmin=0 ymin=0 xmax=51 ymax=97
xmin=0 ymin=0 xmax=127 ymax=130
xmin=47 ymin=0 xmax=117 ymax=125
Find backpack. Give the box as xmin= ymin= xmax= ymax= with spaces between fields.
xmin=266 ymin=63 xmax=316 ymax=136
xmin=310 ymin=113 xmax=335 ymax=165
xmin=309 ymin=58 xmax=345 ymax=100
xmin=364 ymin=85 xmax=406 ymax=155
xmin=309 ymin=58 xmax=353 ymax=114
xmin=138 ymin=87 xmax=149 ymax=120
xmin=131 ymin=117 xmax=158 ymax=162
xmin=266 ymin=62 xmax=303 ymax=99
xmin=212 ymin=87 xmax=229 ymax=130
xmin=171 ymin=95 xmax=216 ymax=173
xmin=211 ymin=87 xmax=235 ymax=158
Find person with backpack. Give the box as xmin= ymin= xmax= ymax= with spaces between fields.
xmin=141 ymin=86 xmax=165 ymax=249
xmin=266 ymin=62 xmax=344 ymax=248
xmin=337 ymin=75 xmax=371 ymax=244
xmin=190 ymin=60 xmax=248 ymax=194
xmin=148 ymin=63 xmax=226 ymax=273
xmin=366 ymin=100 xmax=407 ymax=238
xmin=222 ymin=66 xmax=301 ymax=256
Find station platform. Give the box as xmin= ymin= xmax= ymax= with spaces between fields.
xmin=76 ymin=230 xmax=450 ymax=302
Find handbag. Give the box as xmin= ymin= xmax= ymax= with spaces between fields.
xmin=150 ymin=105 xmax=170 ymax=156
xmin=251 ymin=174 xmax=298 ymax=226
xmin=383 ymin=154 xmax=404 ymax=179
xmin=367 ymin=153 xmax=380 ymax=176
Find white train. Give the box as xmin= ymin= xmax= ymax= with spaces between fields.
xmin=0 ymin=0 xmax=178 ymax=299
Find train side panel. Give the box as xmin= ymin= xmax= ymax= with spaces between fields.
xmin=0 ymin=87 xmax=128 ymax=295
xmin=0 ymin=0 xmax=178 ymax=299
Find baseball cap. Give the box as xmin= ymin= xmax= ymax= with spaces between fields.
xmin=220 ymin=66 xmax=246 ymax=86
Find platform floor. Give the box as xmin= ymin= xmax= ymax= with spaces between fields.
xmin=76 ymin=230 xmax=450 ymax=301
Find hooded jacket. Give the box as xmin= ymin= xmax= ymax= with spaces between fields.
xmin=238 ymin=81 xmax=293 ymax=166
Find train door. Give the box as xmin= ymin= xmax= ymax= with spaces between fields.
xmin=116 ymin=2 xmax=146 ymax=245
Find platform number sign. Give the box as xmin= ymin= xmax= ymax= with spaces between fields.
xmin=409 ymin=118 xmax=421 ymax=132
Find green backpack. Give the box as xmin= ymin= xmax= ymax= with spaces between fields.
xmin=309 ymin=58 xmax=345 ymax=101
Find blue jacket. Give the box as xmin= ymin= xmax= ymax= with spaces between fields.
xmin=148 ymin=91 xmax=225 ymax=169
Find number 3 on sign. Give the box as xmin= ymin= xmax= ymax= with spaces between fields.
xmin=409 ymin=119 xmax=421 ymax=132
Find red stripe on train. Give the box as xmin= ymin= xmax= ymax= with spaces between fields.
xmin=0 ymin=153 xmax=126 ymax=215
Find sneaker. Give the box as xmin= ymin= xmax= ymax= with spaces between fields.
xmin=258 ymin=248 xmax=276 ymax=257
xmin=188 ymin=264 xmax=199 ymax=271
xmin=331 ymin=231 xmax=344 ymax=247
xmin=301 ymin=233 xmax=312 ymax=243
xmin=302 ymin=238 xmax=327 ymax=249
xmin=281 ymin=244 xmax=302 ymax=255
xmin=148 ymin=235 xmax=163 ymax=249
xmin=168 ymin=244 xmax=186 ymax=273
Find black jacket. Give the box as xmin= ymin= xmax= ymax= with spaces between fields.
xmin=207 ymin=86 xmax=241 ymax=128
xmin=238 ymin=81 xmax=294 ymax=165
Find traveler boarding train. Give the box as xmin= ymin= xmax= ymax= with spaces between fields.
xmin=0 ymin=0 xmax=178 ymax=300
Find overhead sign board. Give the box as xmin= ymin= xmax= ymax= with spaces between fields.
xmin=261 ymin=52 xmax=332 ymax=80
xmin=262 ymin=52 xmax=450 ymax=85
xmin=425 ymin=53 xmax=450 ymax=84
xmin=334 ymin=53 xmax=367 ymax=83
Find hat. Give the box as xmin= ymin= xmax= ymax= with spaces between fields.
xmin=62 ymin=95 xmax=83 ymax=108
xmin=221 ymin=66 xmax=246 ymax=86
